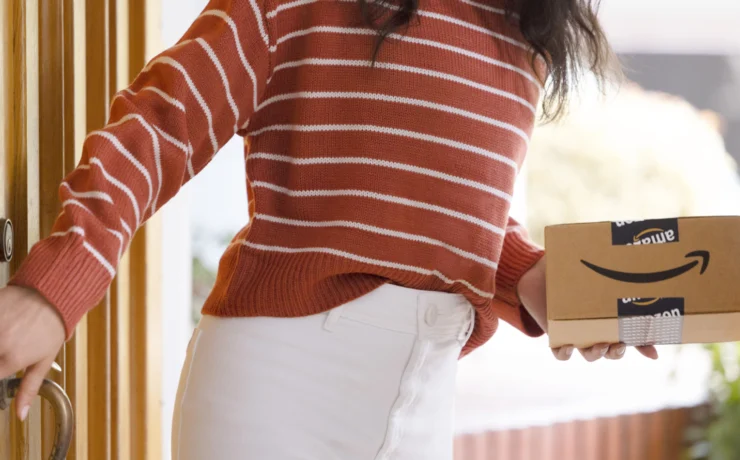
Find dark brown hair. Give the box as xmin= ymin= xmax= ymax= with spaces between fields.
xmin=360 ymin=0 xmax=617 ymax=121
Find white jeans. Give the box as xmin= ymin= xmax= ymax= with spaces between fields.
xmin=171 ymin=284 xmax=475 ymax=460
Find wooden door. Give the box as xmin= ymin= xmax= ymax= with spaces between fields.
xmin=1 ymin=1 xmax=43 ymax=458
xmin=0 ymin=1 xmax=162 ymax=459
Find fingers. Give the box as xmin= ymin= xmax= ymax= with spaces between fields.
xmin=15 ymin=358 xmax=53 ymax=421
xmin=637 ymin=345 xmax=659 ymax=360
xmin=605 ymin=343 xmax=627 ymax=360
xmin=552 ymin=343 xmax=660 ymax=362
xmin=579 ymin=343 xmax=610 ymax=362
xmin=552 ymin=346 xmax=574 ymax=361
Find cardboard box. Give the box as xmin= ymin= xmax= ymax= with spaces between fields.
xmin=545 ymin=216 xmax=740 ymax=348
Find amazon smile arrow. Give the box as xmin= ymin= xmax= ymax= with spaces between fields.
xmin=580 ymin=250 xmax=710 ymax=284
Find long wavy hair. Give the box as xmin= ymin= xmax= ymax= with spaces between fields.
xmin=360 ymin=0 xmax=617 ymax=121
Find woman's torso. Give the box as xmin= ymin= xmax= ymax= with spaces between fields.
xmin=202 ymin=0 xmax=541 ymax=351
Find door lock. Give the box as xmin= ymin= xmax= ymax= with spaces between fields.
xmin=0 ymin=376 xmax=74 ymax=460
xmin=0 ymin=218 xmax=13 ymax=262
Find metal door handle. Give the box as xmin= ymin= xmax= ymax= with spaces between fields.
xmin=0 ymin=377 xmax=74 ymax=460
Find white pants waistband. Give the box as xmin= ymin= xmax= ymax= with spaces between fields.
xmin=173 ymin=284 xmax=475 ymax=460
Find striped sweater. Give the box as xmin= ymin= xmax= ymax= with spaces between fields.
xmin=10 ymin=0 xmax=545 ymax=355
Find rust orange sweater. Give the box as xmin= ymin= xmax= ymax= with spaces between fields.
xmin=11 ymin=0 xmax=545 ymax=355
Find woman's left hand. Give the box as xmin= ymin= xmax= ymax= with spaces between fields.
xmin=517 ymin=255 xmax=659 ymax=362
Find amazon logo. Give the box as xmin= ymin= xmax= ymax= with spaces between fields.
xmin=621 ymin=298 xmax=659 ymax=306
xmin=611 ymin=218 xmax=680 ymax=246
xmin=629 ymin=228 xmax=676 ymax=246
xmin=618 ymin=297 xmax=685 ymax=318
xmin=581 ymin=250 xmax=710 ymax=284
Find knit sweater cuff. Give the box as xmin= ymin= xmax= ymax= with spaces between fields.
xmin=494 ymin=228 xmax=545 ymax=337
xmin=9 ymin=236 xmax=111 ymax=340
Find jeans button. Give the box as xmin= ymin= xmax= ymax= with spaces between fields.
xmin=425 ymin=305 xmax=438 ymax=326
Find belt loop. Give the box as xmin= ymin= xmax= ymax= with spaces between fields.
xmin=416 ymin=292 xmax=428 ymax=339
xmin=323 ymin=304 xmax=345 ymax=332
xmin=458 ymin=307 xmax=475 ymax=343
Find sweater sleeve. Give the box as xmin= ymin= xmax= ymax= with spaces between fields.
xmin=9 ymin=0 xmax=271 ymax=338
xmin=491 ymin=217 xmax=545 ymax=337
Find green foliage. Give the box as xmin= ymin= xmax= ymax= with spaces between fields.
xmin=687 ymin=343 xmax=740 ymax=460
xmin=190 ymin=229 xmax=232 ymax=327
xmin=191 ymin=255 xmax=216 ymax=325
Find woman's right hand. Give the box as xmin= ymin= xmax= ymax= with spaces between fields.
xmin=518 ymin=255 xmax=659 ymax=362
xmin=0 ymin=286 xmax=66 ymax=421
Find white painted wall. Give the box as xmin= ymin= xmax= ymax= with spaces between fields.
xmin=600 ymin=0 xmax=740 ymax=55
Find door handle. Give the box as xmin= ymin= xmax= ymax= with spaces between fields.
xmin=0 ymin=376 xmax=74 ymax=460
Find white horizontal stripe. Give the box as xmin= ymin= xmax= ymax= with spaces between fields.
xmin=195 ymin=37 xmax=240 ymax=132
xmin=120 ymin=218 xmax=132 ymax=239
xmin=417 ymin=8 xmax=544 ymax=68
xmin=506 ymin=225 xmax=524 ymax=233
xmin=61 ymin=182 xmax=114 ymax=204
xmin=152 ymin=124 xmax=195 ymax=179
xmin=252 ymin=181 xmax=505 ymax=235
xmin=265 ymin=0 xmax=517 ymax=23
xmin=187 ymin=143 xmax=196 ymax=178
xmin=346 ymin=0 xmax=530 ymax=53
xmin=153 ymin=125 xmax=188 ymax=155
xmin=120 ymin=87 xmax=186 ymax=112
xmin=144 ymin=56 xmax=219 ymax=154
xmin=255 ymin=213 xmax=498 ymax=269
xmin=83 ymin=241 xmax=116 ymax=277
xmin=237 ymin=240 xmax=494 ymax=298
xmin=78 ymin=164 xmax=90 ymax=170
xmin=173 ymin=39 xmax=193 ymax=49
xmin=90 ymin=158 xmax=142 ymax=225
xmin=267 ymin=0 xmax=317 ymax=17
xmin=247 ymin=0 xmax=270 ymax=46
xmin=266 ymin=0 xmax=318 ymax=19
xmin=50 ymin=227 xmax=86 ymax=238
xmin=393 ymin=32 xmax=541 ymax=89
xmin=63 ymin=199 xmax=93 ymax=214
xmin=107 ymin=228 xmax=125 ymax=262
xmin=272 ymin=26 xmax=373 ymax=50
xmin=248 ymin=124 xmax=519 ymax=171
xmin=87 ymin=128 xmax=154 ymax=211
xmin=57 ymin=203 xmax=122 ymax=272
xmin=102 ymin=113 xmax=163 ymax=213
xmin=271 ymin=26 xmax=541 ymax=90
xmin=199 ymin=10 xmax=261 ymax=131
xmin=272 ymin=59 xmax=537 ymax=114
xmin=259 ymin=92 xmax=529 ymax=143
xmin=416 ymin=9 xmax=531 ymax=51
xmin=458 ymin=0 xmax=512 ymax=17
xmin=249 ymin=153 xmax=513 ymax=201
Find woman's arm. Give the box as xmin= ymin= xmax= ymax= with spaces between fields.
xmin=491 ymin=217 xmax=546 ymax=337
xmin=10 ymin=0 xmax=271 ymax=338
xmin=0 ymin=0 xmax=272 ymax=420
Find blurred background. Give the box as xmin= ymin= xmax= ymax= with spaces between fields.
xmin=156 ymin=1 xmax=740 ymax=459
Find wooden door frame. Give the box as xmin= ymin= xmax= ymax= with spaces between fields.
xmin=1 ymin=1 xmax=163 ymax=459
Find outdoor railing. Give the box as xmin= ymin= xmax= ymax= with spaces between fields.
xmin=454 ymin=407 xmax=694 ymax=460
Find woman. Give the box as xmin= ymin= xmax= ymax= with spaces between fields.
xmin=0 ymin=0 xmax=657 ymax=458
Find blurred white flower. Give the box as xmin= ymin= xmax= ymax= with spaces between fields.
xmin=526 ymin=82 xmax=740 ymax=244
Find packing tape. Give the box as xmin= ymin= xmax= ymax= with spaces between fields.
xmin=618 ymin=315 xmax=683 ymax=346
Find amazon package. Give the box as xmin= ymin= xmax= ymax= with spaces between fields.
xmin=545 ymin=216 xmax=740 ymax=348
